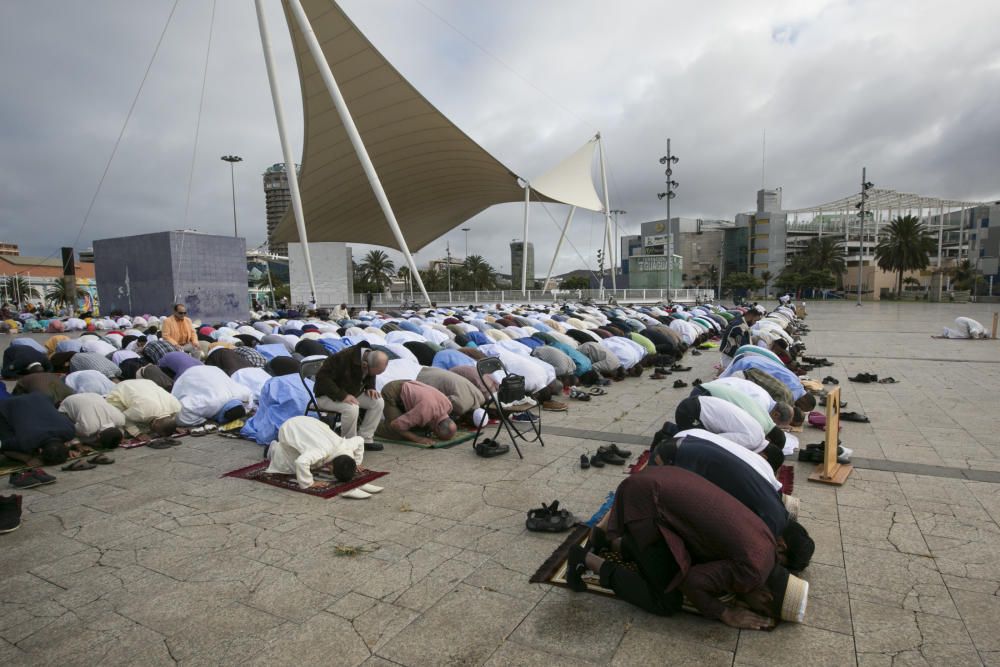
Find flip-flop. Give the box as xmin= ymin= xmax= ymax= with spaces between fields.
xmin=62 ymin=459 xmax=97 ymax=471
xmin=587 ymin=387 xmax=607 ymax=396
xmin=147 ymin=438 xmax=181 ymax=449
xmin=569 ymin=389 xmax=591 ymax=401
xmin=878 ymin=377 xmax=898 ymax=384
xmin=90 ymin=454 xmax=115 ymax=465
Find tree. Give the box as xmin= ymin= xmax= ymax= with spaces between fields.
xmin=760 ymin=270 xmax=773 ymax=297
xmin=561 ymin=276 xmax=590 ymax=290
xmin=949 ymin=259 xmax=980 ymax=292
xmin=463 ymin=255 xmax=498 ymax=290
xmin=706 ymin=264 xmax=719 ymax=289
xmin=357 ymin=250 xmax=396 ymax=292
xmin=2 ymin=275 xmax=39 ymax=306
xmin=874 ymin=215 xmax=937 ymax=296
xmin=723 ymin=272 xmax=763 ymax=292
xmin=902 ymin=276 xmax=921 ymax=289
xmin=45 ymin=277 xmax=80 ymax=310
xmin=802 ymin=237 xmax=846 ymax=276
xmin=691 ymin=275 xmax=703 ymax=289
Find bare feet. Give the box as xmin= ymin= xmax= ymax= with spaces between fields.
xmin=721 ymin=606 xmax=775 ymax=630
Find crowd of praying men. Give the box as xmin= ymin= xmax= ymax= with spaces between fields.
xmin=2 ymin=296 xmax=829 ymax=629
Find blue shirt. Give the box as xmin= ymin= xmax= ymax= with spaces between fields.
xmin=432 ymin=349 xmax=475 ymax=369
xmin=721 ymin=355 xmax=805 ymax=399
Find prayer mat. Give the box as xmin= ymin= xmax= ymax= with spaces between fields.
xmin=627 ymin=449 xmax=650 ymax=475
xmin=220 ymin=418 xmax=246 ymax=432
xmin=777 ymin=464 xmax=794 ymax=495
xmin=222 ymin=460 xmax=388 ymax=499
xmin=374 ymin=429 xmax=478 ymax=450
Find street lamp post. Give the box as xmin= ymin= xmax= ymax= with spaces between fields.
xmin=461 ymin=227 xmax=470 ymax=259
xmin=658 ymin=139 xmax=679 ymax=303
xmin=855 ymin=168 xmax=874 ymax=306
xmin=221 ymin=155 xmax=243 ymax=237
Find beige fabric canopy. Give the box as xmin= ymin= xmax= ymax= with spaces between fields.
xmin=273 ymin=0 xmax=541 ymax=251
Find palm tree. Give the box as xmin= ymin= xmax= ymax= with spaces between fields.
xmin=45 ymin=277 xmax=79 ymax=310
xmin=2 ymin=275 xmax=39 ymax=307
xmin=874 ymin=215 xmax=937 ymax=296
xmin=760 ymin=270 xmax=772 ymax=298
xmin=803 ymin=237 xmax=847 ymax=276
xmin=949 ymin=259 xmax=980 ymax=292
xmin=358 ymin=250 xmax=396 ymax=292
xmin=463 ymin=255 xmax=497 ymax=290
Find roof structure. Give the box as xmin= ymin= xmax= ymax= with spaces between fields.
xmin=273 ymin=0 xmax=546 ymax=251
xmin=784 ymin=188 xmax=984 ymax=214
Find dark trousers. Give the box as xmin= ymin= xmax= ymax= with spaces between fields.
xmin=675 ymin=396 xmax=703 ymax=431
xmin=599 ymin=534 xmax=682 ymax=617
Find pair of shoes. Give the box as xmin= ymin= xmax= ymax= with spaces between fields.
xmin=9 ymin=469 xmax=56 ymax=489
xmin=822 ymin=376 xmax=839 ymax=385
xmin=580 ymin=454 xmax=591 ymax=469
xmin=849 ymin=373 xmax=878 ymax=383
xmin=476 ymin=438 xmax=510 ymax=458
xmin=648 ymin=372 xmax=668 ymax=380
xmin=840 ymin=411 xmax=870 ymax=423
xmin=691 ymin=378 xmax=703 ymax=387
xmin=595 ymin=446 xmax=626 ymax=465
xmin=653 ymin=367 xmax=672 ymax=375
xmin=818 ymin=397 xmax=847 ymax=409
xmin=542 ymin=400 xmax=568 ymax=412
xmin=0 ymin=495 xmax=22 ymax=534
xmin=673 ymin=379 xmax=688 ymax=388
xmin=526 ymin=500 xmax=575 ymax=533
xmin=364 ymin=441 xmax=384 ymax=452
xmin=568 ymin=388 xmax=591 ymax=401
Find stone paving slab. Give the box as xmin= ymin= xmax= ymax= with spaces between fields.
xmin=2 ymin=301 xmax=1000 ymax=665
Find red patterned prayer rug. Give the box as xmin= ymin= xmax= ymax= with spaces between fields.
xmin=222 ymin=461 xmax=388 ymax=499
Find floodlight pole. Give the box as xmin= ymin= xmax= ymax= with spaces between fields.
xmin=286 ymin=0 xmax=430 ymax=305
xmin=254 ymin=0 xmax=317 ymax=305
xmin=856 ymin=167 xmax=865 ymax=306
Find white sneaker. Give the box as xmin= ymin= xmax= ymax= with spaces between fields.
xmin=359 ymin=484 xmax=383 ymax=494
xmin=340 ymin=489 xmax=372 ymax=500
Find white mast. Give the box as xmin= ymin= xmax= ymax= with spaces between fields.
xmin=286 ymin=0 xmax=431 ymax=305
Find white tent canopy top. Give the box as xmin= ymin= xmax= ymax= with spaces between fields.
xmin=272 ymin=0 xmax=562 ymax=252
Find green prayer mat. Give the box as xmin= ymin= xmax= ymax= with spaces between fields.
xmin=374 ymin=429 xmax=479 ymax=449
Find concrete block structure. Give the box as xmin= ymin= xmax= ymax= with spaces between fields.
xmin=94 ymin=231 xmax=248 ymax=321
xmin=287 ymin=242 xmax=353 ymax=306
xmin=510 ymin=241 xmax=534 ymax=291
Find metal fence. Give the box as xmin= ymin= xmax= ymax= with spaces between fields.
xmin=347 ymin=288 xmax=717 ymax=308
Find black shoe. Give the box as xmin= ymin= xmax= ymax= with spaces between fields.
xmin=589 ymin=454 xmax=605 ymax=468
xmin=597 ymin=446 xmax=626 ymax=465
xmin=608 ymin=443 xmax=632 ymax=459
xmin=822 ymin=376 xmax=839 ymax=385
xmin=691 ymin=378 xmax=702 ymax=387
xmin=364 ymin=441 xmax=384 ymax=452
xmin=673 ymin=379 xmax=688 ymax=388
xmin=9 ymin=472 xmax=41 ymax=489
xmin=31 ymin=469 xmax=56 ymax=485
xmin=654 ymin=367 xmax=672 ymax=375
xmin=566 ymin=545 xmax=588 ymax=592
xmin=580 ymin=454 xmax=590 ymax=469
xmin=0 ymin=495 xmax=22 ymax=534
xmin=691 ymin=350 xmax=702 ymax=356
xmin=586 ymin=526 xmax=611 ymax=554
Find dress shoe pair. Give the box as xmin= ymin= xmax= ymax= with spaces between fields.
xmin=580 ymin=444 xmax=631 ymax=469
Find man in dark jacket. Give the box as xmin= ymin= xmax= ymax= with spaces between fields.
xmin=2 ymin=345 xmax=51 ymax=379
xmin=314 ymin=343 xmax=388 ymax=450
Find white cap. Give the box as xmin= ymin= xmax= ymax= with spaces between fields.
xmin=472 ymin=408 xmax=488 ymax=428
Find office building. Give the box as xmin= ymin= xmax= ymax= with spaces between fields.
xmin=510 ymin=241 xmax=534 ymax=291
xmin=263 ymin=163 xmax=299 ymax=258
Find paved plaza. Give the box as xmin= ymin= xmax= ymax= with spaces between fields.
xmin=2 ymin=301 xmax=1000 ymax=666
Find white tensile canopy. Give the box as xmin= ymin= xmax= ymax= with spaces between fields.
xmin=272 ymin=0 xmax=545 ymax=251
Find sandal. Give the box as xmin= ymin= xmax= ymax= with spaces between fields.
xmin=62 ymin=459 xmax=97 ymax=471
xmin=588 ymin=387 xmax=607 ymax=396
xmin=525 ymin=501 xmax=575 ymax=532
xmin=673 ymin=379 xmax=688 ymax=388
xmin=878 ymin=377 xmax=898 ymax=384
xmin=649 ymin=372 xmax=668 ymax=380
xmin=569 ymin=388 xmax=591 ymax=401
xmin=90 ymin=454 xmax=115 ymax=465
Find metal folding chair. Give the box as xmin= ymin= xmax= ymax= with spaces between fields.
xmin=472 ymin=356 xmax=544 ymax=458
xmin=298 ymin=358 xmax=340 ymax=432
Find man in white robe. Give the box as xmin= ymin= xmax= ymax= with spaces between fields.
xmin=942 ymin=317 xmax=988 ymax=339
xmin=172 ymin=366 xmax=252 ymax=426
xmin=58 ymin=393 xmax=126 ymax=446
xmin=267 ymin=416 xmax=377 ymax=493
xmin=106 ymin=378 xmax=182 ymax=436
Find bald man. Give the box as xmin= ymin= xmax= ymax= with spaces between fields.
xmin=314 ymin=343 xmax=388 ymax=451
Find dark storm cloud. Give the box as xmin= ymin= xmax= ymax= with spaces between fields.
xmin=2 ymin=0 xmax=998 ymax=278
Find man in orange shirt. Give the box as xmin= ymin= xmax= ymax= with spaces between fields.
xmin=161 ymin=304 xmax=201 ymax=358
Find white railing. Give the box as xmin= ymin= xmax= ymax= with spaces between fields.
xmin=345 ymin=288 xmax=717 ymax=308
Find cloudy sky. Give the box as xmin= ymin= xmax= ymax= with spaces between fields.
xmin=2 ymin=0 xmax=999 ymax=278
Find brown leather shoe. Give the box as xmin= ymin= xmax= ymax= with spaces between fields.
xmin=541 ymin=400 xmax=568 ymax=411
